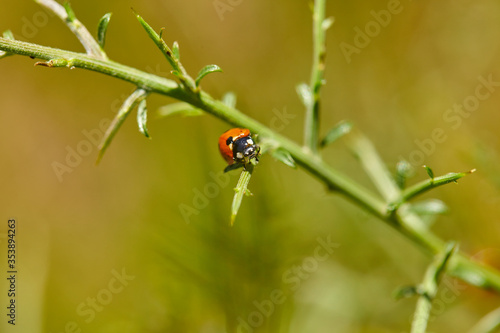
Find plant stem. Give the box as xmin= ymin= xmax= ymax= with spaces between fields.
xmin=97 ymin=88 xmax=149 ymax=163
xmin=468 ymin=306 xmax=500 ymax=333
xmin=231 ymin=165 xmax=254 ymax=226
xmin=1 ymin=36 xmax=500 ymax=293
xmin=411 ymin=242 xmax=456 ymax=333
xmin=397 ymin=171 xmax=472 ymax=206
xmin=304 ymin=0 xmax=328 ymax=154
xmin=34 ymin=0 xmax=107 ymax=59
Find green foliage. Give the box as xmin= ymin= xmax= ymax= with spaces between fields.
xmin=195 ymin=64 xmax=223 ymax=87
xmin=137 ymin=99 xmax=150 ymax=138
xmin=157 ymin=102 xmax=203 ymax=118
xmin=396 ymin=160 xmax=413 ymax=189
xmin=270 ymin=148 xmax=296 ymax=168
xmin=221 ymin=91 xmax=237 ymax=108
xmin=97 ymin=13 xmax=112 ymax=49
xmin=97 ymin=88 xmax=148 ymax=163
xmin=172 ymin=41 xmax=180 ymax=59
xmin=423 ymin=165 xmax=434 ymax=179
xmin=231 ymin=165 xmax=254 ymax=226
xmin=321 ymin=120 xmax=353 ymax=147
xmin=63 ymin=1 xmax=76 ymax=22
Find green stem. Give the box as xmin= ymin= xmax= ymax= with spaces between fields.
xmin=468 ymin=306 xmax=500 ymax=333
xmin=304 ymin=0 xmax=328 ymax=154
xmin=97 ymin=88 xmax=149 ymax=163
xmin=34 ymin=0 xmax=107 ymax=59
xmin=411 ymin=242 xmax=456 ymax=333
xmin=1 ymin=36 xmax=500 ymax=293
xmin=231 ymin=165 xmax=254 ymax=226
xmin=396 ymin=171 xmax=471 ymax=207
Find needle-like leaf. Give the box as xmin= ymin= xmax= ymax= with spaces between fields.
xmin=97 ymin=88 xmax=148 ymax=163
xmin=195 ymin=64 xmax=222 ymax=87
xmin=230 ymin=165 xmax=254 ymax=226
xmin=97 ymin=13 xmax=112 ymax=49
xmin=157 ymin=102 xmax=204 ymax=118
xmin=321 ymin=120 xmax=353 ymax=147
xmin=137 ymin=99 xmax=150 ymax=138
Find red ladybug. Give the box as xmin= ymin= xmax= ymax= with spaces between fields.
xmin=218 ymin=128 xmax=260 ymax=166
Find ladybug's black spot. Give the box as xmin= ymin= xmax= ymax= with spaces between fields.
xmin=226 ymin=137 xmax=233 ymax=145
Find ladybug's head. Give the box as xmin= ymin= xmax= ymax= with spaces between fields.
xmin=229 ymin=135 xmax=260 ymax=164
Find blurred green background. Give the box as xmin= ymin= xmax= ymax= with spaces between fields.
xmin=1 ymin=0 xmax=500 ymax=332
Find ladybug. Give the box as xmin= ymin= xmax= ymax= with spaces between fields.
xmin=218 ymin=128 xmax=260 ymax=166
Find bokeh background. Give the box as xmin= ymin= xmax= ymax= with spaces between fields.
xmin=1 ymin=0 xmax=500 ymax=332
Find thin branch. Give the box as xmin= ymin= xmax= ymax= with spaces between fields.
xmin=2 ymin=36 xmax=500 ymax=294
xmin=134 ymin=11 xmax=196 ymax=90
xmin=468 ymin=306 xmax=500 ymax=333
xmin=231 ymin=165 xmax=254 ymax=226
xmin=97 ymin=88 xmax=149 ymax=163
xmin=345 ymin=130 xmax=401 ymax=202
xmin=411 ymin=242 xmax=457 ymax=333
xmin=34 ymin=0 xmax=107 ymax=59
xmin=389 ymin=170 xmax=475 ymax=212
xmin=304 ymin=0 xmax=331 ymax=153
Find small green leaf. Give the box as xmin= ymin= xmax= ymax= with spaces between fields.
xmin=171 ymin=70 xmax=190 ymax=82
xmin=423 ymin=165 xmax=434 ymax=179
xmin=224 ymin=163 xmax=244 ymax=173
xmin=409 ymin=199 xmax=448 ymax=227
xmin=63 ymin=1 xmax=76 ymax=22
xmin=322 ymin=17 xmax=335 ymax=30
xmin=195 ymin=64 xmax=222 ymax=87
xmin=222 ymin=92 xmax=237 ymax=108
xmin=3 ymin=30 xmax=14 ymax=40
xmin=396 ymin=159 xmax=414 ymax=189
xmin=134 ymin=10 xmax=196 ymax=90
xmin=157 ymin=102 xmax=204 ymax=118
xmin=433 ymin=241 xmax=457 ymax=284
xmin=320 ymin=120 xmax=353 ymax=147
xmin=137 ymin=99 xmax=150 ymax=138
xmin=97 ymin=13 xmax=112 ymax=49
xmin=392 ymin=170 xmax=473 ymax=209
xmin=296 ymin=82 xmax=312 ymax=108
xmin=410 ymin=199 xmax=448 ymax=216
xmin=97 ymin=89 xmax=148 ymax=164
xmin=231 ymin=165 xmax=254 ymax=226
xmin=271 ymin=148 xmax=296 ymax=168
xmin=172 ymin=41 xmax=180 ymax=59
xmin=134 ymin=11 xmax=175 ymax=67
xmin=393 ymin=285 xmax=419 ymax=300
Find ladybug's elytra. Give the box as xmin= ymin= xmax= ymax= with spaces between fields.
xmin=218 ymin=128 xmax=260 ymax=166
